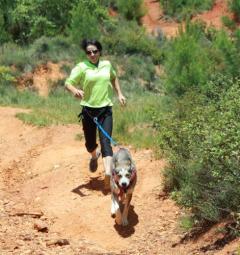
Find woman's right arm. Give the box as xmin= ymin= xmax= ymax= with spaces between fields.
xmin=65 ymin=83 xmax=84 ymax=99
xmin=65 ymin=65 xmax=84 ymax=99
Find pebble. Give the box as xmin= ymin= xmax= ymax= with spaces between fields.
xmin=34 ymin=220 xmax=48 ymax=233
xmin=46 ymin=238 xmax=70 ymax=247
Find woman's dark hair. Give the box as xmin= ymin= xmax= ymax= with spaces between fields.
xmin=81 ymin=39 xmax=102 ymax=52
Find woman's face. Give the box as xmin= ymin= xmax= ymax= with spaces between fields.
xmin=86 ymin=44 xmax=100 ymax=64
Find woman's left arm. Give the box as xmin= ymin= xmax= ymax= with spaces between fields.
xmin=111 ymin=77 xmax=126 ymax=106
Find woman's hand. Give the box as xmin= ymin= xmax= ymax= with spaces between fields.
xmin=118 ymin=94 xmax=126 ymax=106
xmin=111 ymin=77 xmax=126 ymax=106
xmin=65 ymin=84 xmax=84 ymax=99
xmin=73 ymin=88 xmax=84 ymax=99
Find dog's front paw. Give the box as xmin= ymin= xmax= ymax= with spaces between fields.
xmin=111 ymin=202 xmax=119 ymax=216
xmin=122 ymin=216 xmax=129 ymax=226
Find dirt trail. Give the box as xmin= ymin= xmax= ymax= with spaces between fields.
xmin=0 ymin=107 xmax=239 ymax=254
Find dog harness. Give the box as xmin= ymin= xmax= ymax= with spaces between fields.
xmin=112 ymin=168 xmax=137 ymax=197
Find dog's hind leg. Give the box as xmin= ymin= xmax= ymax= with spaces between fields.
xmin=111 ymin=193 xmax=122 ymax=225
xmin=122 ymin=193 xmax=132 ymax=226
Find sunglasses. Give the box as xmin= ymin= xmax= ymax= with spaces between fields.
xmin=86 ymin=49 xmax=99 ymax=55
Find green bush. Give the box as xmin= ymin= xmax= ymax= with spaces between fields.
xmin=0 ymin=11 xmax=10 ymax=44
xmin=8 ymin=0 xmax=76 ymax=44
xmin=102 ymin=20 xmax=163 ymax=63
xmin=0 ymin=1 xmax=16 ymax=43
xmin=211 ymin=30 xmax=240 ymax=77
xmin=117 ymin=0 xmax=146 ymax=22
xmin=230 ymin=0 xmax=240 ymax=22
xmin=221 ymin=16 xmax=236 ymax=30
xmin=154 ymin=78 xmax=240 ymax=222
xmin=0 ymin=36 xmax=78 ymax=73
xmin=162 ymin=22 xmax=240 ymax=96
xmin=29 ymin=36 xmax=78 ymax=63
xmin=117 ymin=54 xmax=155 ymax=83
xmin=0 ymin=66 xmax=16 ymax=84
xmin=0 ymin=43 xmax=32 ymax=71
xmin=159 ymin=0 xmax=214 ymax=21
xmin=163 ymin=22 xmax=213 ymax=96
xmin=69 ymin=0 xmax=110 ymax=44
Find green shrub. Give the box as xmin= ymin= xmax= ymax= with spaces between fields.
xmin=8 ymin=0 xmax=76 ymax=44
xmin=0 ymin=11 xmax=10 ymax=44
xmin=0 ymin=66 xmax=16 ymax=84
xmin=29 ymin=36 xmax=78 ymax=63
xmin=117 ymin=0 xmax=146 ymax=22
xmin=221 ymin=16 xmax=236 ymax=30
xmin=163 ymin=22 xmax=213 ymax=96
xmin=0 ymin=43 xmax=33 ymax=71
xmin=29 ymin=16 xmax=56 ymax=41
xmin=159 ymin=0 xmax=214 ymax=21
xmin=154 ymin=78 xmax=240 ymax=222
xmin=212 ymin=30 xmax=240 ymax=77
xmin=163 ymin=22 xmax=240 ymax=96
xmin=0 ymin=36 xmax=78 ymax=73
xmin=117 ymin=54 xmax=155 ymax=82
xmin=230 ymin=0 xmax=240 ymax=22
xmin=69 ymin=0 xmax=110 ymax=44
xmin=102 ymin=20 xmax=163 ymax=63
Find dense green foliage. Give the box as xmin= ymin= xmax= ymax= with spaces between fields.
xmin=69 ymin=0 xmax=107 ymax=43
xmin=163 ymin=22 xmax=240 ymax=96
xmin=0 ymin=0 xmax=77 ymax=44
xmin=155 ymin=78 xmax=240 ymax=221
xmin=230 ymin=0 xmax=240 ymax=22
xmin=0 ymin=0 xmax=146 ymax=45
xmin=163 ymin=22 xmax=213 ymax=95
xmin=117 ymin=0 xmax=145 ymax=21
xmin=159 ymin=0 xmax=214 ymax=21
xmin=102 ymin=20 xmax=163 ymax=63
xmin=0 ymin=36 xmax=79 ymax=72
xmin=153 ymin=22 xmax=240 ymax=226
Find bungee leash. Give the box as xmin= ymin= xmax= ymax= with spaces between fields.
xmin=78 ymin=107 xmax=119 ymax=147
xmin=93 ymin=117 xmax=118 ymax=146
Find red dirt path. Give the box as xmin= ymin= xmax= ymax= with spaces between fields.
xmin=0 ymin=107 xmax=239 ymax=254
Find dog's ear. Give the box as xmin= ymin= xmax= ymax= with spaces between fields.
xmin=130 ymin=161 xmax=136 ymax=172
xmin=112 ymin=153 xmax=117 ymax=169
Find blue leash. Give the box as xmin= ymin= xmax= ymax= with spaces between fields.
xmin=93 ymin=117 xmax=118 ymax=146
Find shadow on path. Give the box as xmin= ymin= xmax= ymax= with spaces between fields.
xmin=114 ymin=205 xmax=139 ymax=238
xmin=72 ymin=176 xmax=110 ymax=196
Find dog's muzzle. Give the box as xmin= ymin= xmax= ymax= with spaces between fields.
xmin=112 ymin=168 xmax=137 ymax=194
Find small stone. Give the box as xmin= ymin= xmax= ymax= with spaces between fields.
xmin=46 ymin=238 xmax=70 ymax=247
xmin=34 ymin=220 xmax=48 ymax=232
xmin=53 ymin=164 xmax=60 ymax=169
xmin=23 ymin=234 xmax=33 ymax=241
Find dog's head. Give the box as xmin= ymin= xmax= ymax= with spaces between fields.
xmin=112 ymin=148 xmax=136 ymax=190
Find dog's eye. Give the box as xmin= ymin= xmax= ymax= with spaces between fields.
xmin=118 ymin=174 xmax=122 ymax=178
xmin=126 ymin=174 xmax=131 ymax=178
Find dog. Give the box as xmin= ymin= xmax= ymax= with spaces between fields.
xmin=110 ymin=148 xmax=137 ymax=226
